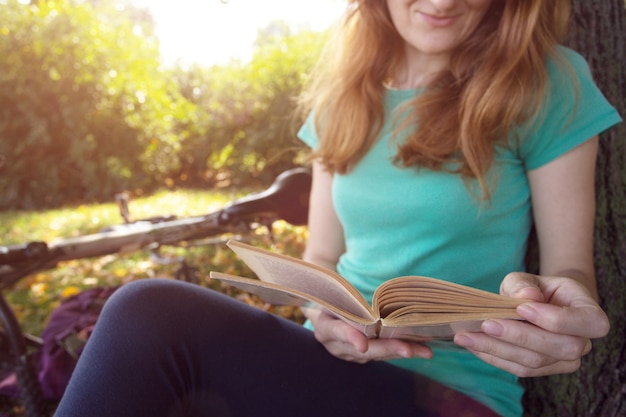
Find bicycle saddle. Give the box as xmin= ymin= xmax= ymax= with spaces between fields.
xmin=221 ymin=167 xmax=311 ymax=226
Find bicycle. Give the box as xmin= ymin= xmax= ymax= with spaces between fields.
xmin=0 ymin=167 xmax=312 ymax=417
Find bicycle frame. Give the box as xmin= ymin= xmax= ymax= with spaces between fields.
xmin=0 ymin=167 xmax=311 ymax=417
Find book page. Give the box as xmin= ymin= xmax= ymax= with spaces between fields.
xmin=372 ymin=276 xmax=523 ymax=326
xmin=378 ymin=320 xmax=486 ymax=341
xmin=225 ymin=240 xmax=373 ymax=320
xmin=209 ymin=271 xmax=377 ymax=326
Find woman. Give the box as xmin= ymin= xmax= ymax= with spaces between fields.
xmin=54 ymin=1 xmax=620 ymax=416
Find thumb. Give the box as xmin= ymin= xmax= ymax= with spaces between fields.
xmin=500 ymin=272 xmax=545 ymax=302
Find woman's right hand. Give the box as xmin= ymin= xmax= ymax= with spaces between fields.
xmin=304 ymin=308 xmax=433 ymax=364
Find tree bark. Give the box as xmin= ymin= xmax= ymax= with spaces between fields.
xmin=521 ymin=1 xmax=626 ymax=416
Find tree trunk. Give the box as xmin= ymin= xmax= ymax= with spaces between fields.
xmin=521 ymin=1 xmax=626 ymax=416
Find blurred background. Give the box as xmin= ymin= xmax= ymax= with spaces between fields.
xmin=0 ymin=0 xmax=345 ymax=210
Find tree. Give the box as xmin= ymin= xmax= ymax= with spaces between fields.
xmin=522 ymin=1 xmax=626 ymax=416
xmin=170 ymin=25 xmax=327 ymax=188
xmin=1 ymin=0 xmax=327 ymax=206
xmin=0 ymin=0 xmax=195 ymax=209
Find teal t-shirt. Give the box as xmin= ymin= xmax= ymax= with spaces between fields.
xmin=298 ymin=46 xmax=621 ymax=417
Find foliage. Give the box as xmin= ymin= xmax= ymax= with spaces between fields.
xmin=0 ymin=0 xmax=326 ymax=210
xmin=0 ymin=0 xmax=197 ymax=209
xmin=169 ymin=27 xmax=326 ymax=188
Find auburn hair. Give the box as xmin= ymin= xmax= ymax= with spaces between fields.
xmin=298 ymin=0 xmax=572 ymax=198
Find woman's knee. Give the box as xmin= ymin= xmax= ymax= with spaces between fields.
xmin=102 ymin=278 xmax=183 ymax=317
xmin=96 ymin=279 xmax=214 ymax=339
xmin=99 ymin=278 xmax=261 ymax=333
xmin=96 ymin=278 xmax=297 ymax=351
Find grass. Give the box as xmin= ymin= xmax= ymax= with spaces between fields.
xmin=0 ymin=187 xmax=308 ymax=338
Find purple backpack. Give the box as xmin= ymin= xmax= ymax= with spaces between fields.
xmin=0 ymin=287 xmax=118 ymax=401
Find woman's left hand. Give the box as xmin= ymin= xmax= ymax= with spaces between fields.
xmin=453 ymin=272 xmax=610 ymax=377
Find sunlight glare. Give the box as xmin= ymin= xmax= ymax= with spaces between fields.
xmin=130 ymin=0 xmax=346 ymax=66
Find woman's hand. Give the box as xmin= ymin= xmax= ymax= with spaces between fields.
xmin=304 ymin=308 xmax=433 ymax=364
xmin=453 ymin=272 xmax=610 ymax=377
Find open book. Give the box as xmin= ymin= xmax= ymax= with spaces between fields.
xmin=210 ymin=240 xmax=524 ymax=341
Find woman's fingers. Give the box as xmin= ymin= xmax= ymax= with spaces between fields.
xmin=500 ymin=272 xmax=545 ymax=302
xmin=309 ymin=309 xmax=432 ymax=363
xmin=454 ymin=319 xmax=592 ymax=376
xmin=463 ymin=273 xmax=610 ymax=376
xmin=516 ymin=301 xmax=610 ymax=339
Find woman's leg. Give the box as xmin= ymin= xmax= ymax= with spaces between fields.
xmin=53 ymin=279 xmax=498 ymax=417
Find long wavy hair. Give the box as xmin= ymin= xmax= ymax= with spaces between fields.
xmin=298 ymin=0 xmax=572 ymax=198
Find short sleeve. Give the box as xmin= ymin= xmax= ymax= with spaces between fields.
xmin=297 ymin=112 xmax=320 ymax=149
xmin=520 ymin=47 xmax=622 ymax=170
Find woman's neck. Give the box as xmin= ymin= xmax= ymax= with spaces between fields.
xmin=391 ymin=47 xmax=451 ymax=89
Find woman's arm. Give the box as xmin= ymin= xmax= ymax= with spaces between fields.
xmin=301 ymin=161 xmax=345 ymax=271
xmin=454 ymin=137 xmax=610 ymax=377
xmin=528 ymin=136 xmax=599 ymax=298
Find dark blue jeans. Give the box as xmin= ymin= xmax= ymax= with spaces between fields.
xmin=53 ymin=279 xmax=499 ymax=417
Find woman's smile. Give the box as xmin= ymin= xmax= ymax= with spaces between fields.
xmin=417 ymin=11 xmax=461 ymax=28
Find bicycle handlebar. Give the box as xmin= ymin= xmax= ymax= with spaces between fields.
xmin=220 ymin=167 xmax=311 ymax=227
xmin=0 ymin=167 xmax=312 ymax=288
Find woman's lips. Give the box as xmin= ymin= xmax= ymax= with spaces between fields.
xmin=418 ymin=12 xmax=459 ymax=27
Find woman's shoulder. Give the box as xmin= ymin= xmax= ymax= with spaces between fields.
xmin=552 ymin=45 xmax=588 ymax=65
xmin=540 ymin=45 xmax=611 ymax=111
xmin=516 ymin=46 xmax=621 ymax=170
xmin=546 ymin=45 xmax=593 ymax=83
